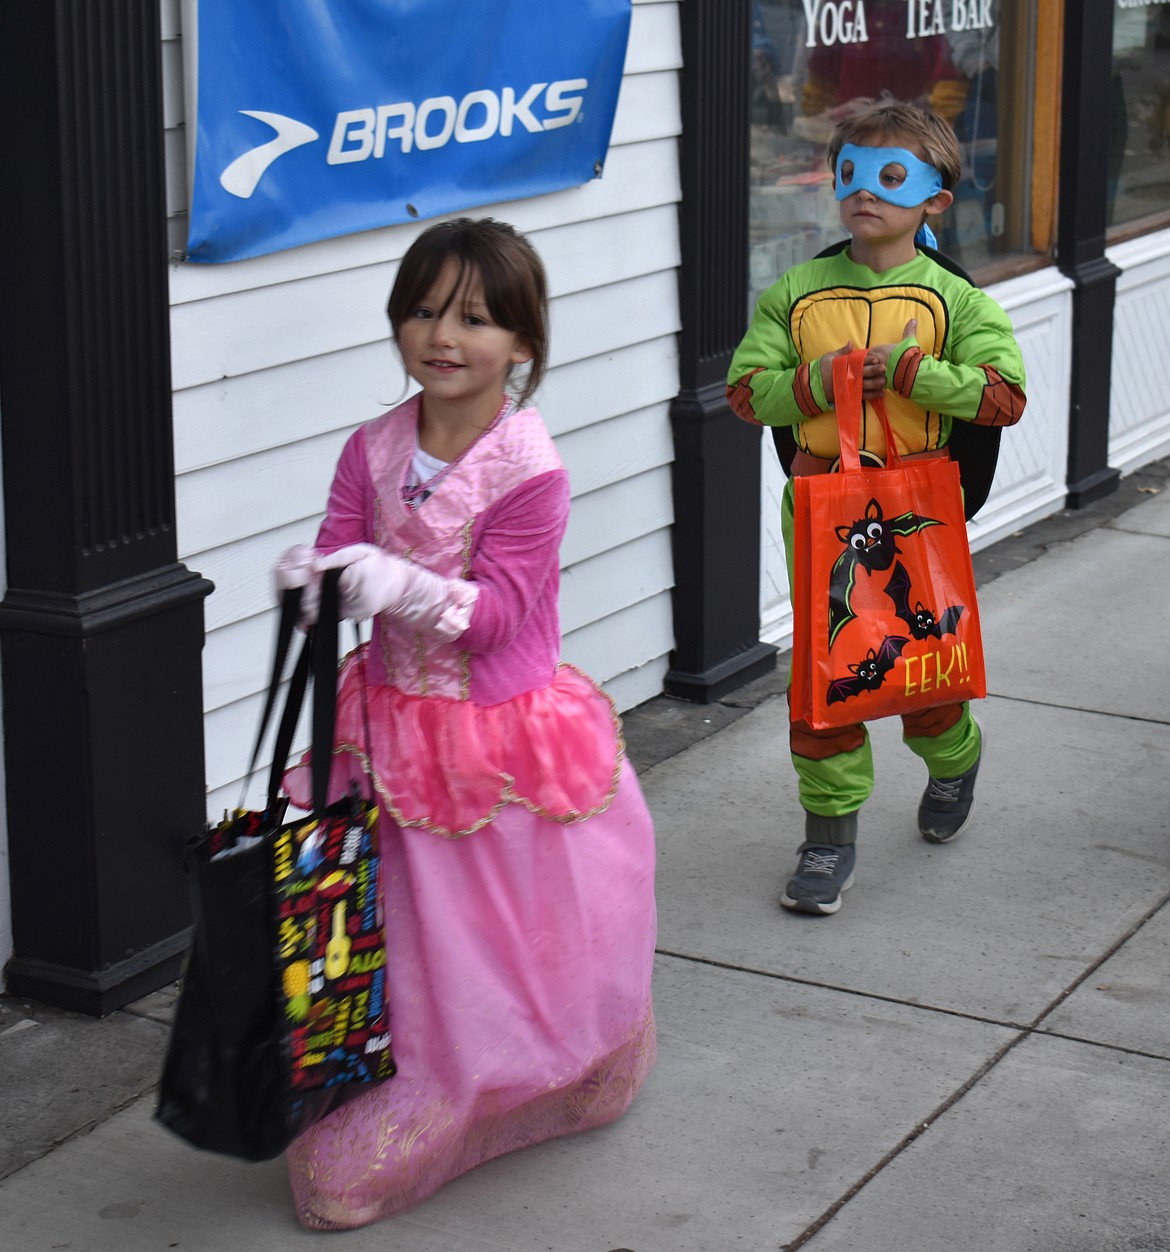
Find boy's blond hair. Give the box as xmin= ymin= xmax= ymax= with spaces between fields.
xmin=826 ymin=100 xmax=961 ymax=192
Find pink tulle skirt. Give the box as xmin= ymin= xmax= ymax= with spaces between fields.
xmin=288 ymin=652 xmax=626 ymax=839
xmin=282 ymin=660 xmax=657 ymax=1230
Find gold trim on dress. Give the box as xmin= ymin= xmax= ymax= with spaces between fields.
xmin=331 ymin=666 xmax=625 ymax=841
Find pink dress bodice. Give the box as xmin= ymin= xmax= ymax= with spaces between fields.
xmin=357 ymin=396 xmax=563 ymax=701
xmin=294 ymin=396 xmax=625 ymax=840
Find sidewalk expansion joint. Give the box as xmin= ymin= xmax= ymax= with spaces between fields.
xmin=983 ymin=691 xmax=1170 ymax=727
xmin=654 ymin=947 xmax=1036 ymax=1033
xmin=779 ymin=1031 xmax=1027 ymax=1252
xmin=779 ymin=995 xmax=1170 ymax=1252
xmin=660 ymin=944 xmax=1170 ymax=1064
xmin=0 ymin=1083 xmax=160 ymax=1185
xmin=1029 ymin=1025 xmax=1170 ymax=1064
xmin=1021 ymin=889 xmax=1170 ymax=1033
xmin=660 ymin=900 xmax=1169 ymax=1252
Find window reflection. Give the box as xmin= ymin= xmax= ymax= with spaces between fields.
xmin=749 ymin=0 xmax=1036 ymax=310
xmin=1109 ymin=1 xmax=1170 ymax=232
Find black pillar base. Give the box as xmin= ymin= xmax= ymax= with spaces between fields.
xmin=5 ymin=934 xmax=191 ymax=1018
xmin=664 ymin=640 xmax=779 ymax=705
xmin=1 ymin=567 xmax=211 ymax=1016
xmin=1066 ymin=464 xmax=1122 ymax=510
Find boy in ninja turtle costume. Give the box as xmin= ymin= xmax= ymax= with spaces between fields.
xmin=728 ymin=101 xmax=1026 ymax=916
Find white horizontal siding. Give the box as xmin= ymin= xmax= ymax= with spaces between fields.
xmin=561 ymin=529 xmax=674 ymax=635
xmin=170 ymin=207 xmax=681 ymax=395
xmin=540 ymin=333 xmax=679 ymax=438
xmin=562 ymin=591 xmax=675 ymax=699
xmin=557 ymin=402 xmax=674 ymax=497
xmin=168 ymin=132 xmax=683 ymax=303
xmin=172 ymin=341 xmax=396 ymax=475
xmin=603 ymin=655 xmax=672 ymax=716
xmin=178 ymin=428 xmax=349 ymax=557
xmin=562 ymin=465 xmax=674 ymax=567
xmin=163 ymin=0 xmax=683 ymax=811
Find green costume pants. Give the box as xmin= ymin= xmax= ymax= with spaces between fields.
xmin=780 ymin=477 xmax=981 ymax=818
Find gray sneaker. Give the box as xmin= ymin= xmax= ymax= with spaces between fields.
xmin=781 ymin=841 xmax=856 ymax=915
xmin=918 ymin=744 xmax=981 ymax=843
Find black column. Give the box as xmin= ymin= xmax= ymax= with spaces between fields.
xmin=665 ymin=0 xmax=777 ymax=703
xmin=1057 ymin=0 xmax=1122 ymax=508
xmin=0 ymin=0 xmax=212 ymax=1014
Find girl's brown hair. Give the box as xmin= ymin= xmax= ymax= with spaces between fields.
xmin=387 ymin=217 xmax=549 ymax=406
xmin=826 ymin=100 xmax=962 ymax=190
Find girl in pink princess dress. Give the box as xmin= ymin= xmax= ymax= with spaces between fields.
xmin=273 ymin=218 xmax=657 ymax=1231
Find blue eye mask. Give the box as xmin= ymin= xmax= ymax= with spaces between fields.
xmin=834 ymin=143 xmax=943 ymax=207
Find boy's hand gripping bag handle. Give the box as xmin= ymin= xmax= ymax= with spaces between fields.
xmin=833 ymin=349 xmax=901 ymax=474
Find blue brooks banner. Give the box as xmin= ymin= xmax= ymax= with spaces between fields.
xmin=186 ymin=0 xmax=632 ymax=264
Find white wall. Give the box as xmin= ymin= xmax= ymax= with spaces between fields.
xmin=161 ymin=0 xmax=684 ymax=818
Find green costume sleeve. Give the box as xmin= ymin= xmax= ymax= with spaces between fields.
xmin=727 ymin=275 xmax=829 ymax=428
xmin=887 ymin=283 xmax=1026 ymax=427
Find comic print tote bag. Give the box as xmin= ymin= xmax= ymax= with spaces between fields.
xmin=790 ymin=351 xmax=986 ymax=730
xmin=156 ymin=573 xmax=395 ymax=1162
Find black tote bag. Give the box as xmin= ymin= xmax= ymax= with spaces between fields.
xmin=156 ymin=572 xmax=395 ymax=1161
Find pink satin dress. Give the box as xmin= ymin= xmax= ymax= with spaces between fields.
xmin=283 ymin=397 xmax=657 ymax=1230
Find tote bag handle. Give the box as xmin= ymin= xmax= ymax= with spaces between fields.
xmin=265 ymin=569 xmax=347 ymax=816
xmin=235 ymin=584 xmax=310 ymax=814
xmin=833 ymin=350 xmax=902 ymax=473
xmin=239 ymin=568 xmax=362 ymax=817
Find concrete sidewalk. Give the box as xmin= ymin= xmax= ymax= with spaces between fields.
xmin=2 ymin=459 xmax=1168 ymax=1251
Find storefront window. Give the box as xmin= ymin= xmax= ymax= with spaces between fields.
xmin=749 ymin=0 xmax=1040 ymax=308
xmin=1109 ymin=1 xmax=1170 ymax=234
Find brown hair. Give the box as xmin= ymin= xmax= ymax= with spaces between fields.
xmin=387 ymin=217 xmax=549 ymax=406
xmin=826 ymin=100 xmax=961 ymax=191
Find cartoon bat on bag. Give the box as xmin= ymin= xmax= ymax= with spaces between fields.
xmin=826 ymin=635 xmax=909 ymax=705
xmin=828 ymin=500 xmax=941 ymax=647
xmin=884 ymin=561 xmax=964 ymax=640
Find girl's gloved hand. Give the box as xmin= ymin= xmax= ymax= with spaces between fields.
xmin=313 ymin=543 xmax=478 ymax=639
xmin=312 ymin=544 xmax=408 ymax=621
xmin=273 ymin=544 xmax=322 ymax=626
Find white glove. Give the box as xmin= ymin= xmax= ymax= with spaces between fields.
xmin=274 ymin=544 xmax=322 ymax=626
xmin=312 ymin=543 xmax=478 ymax=640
